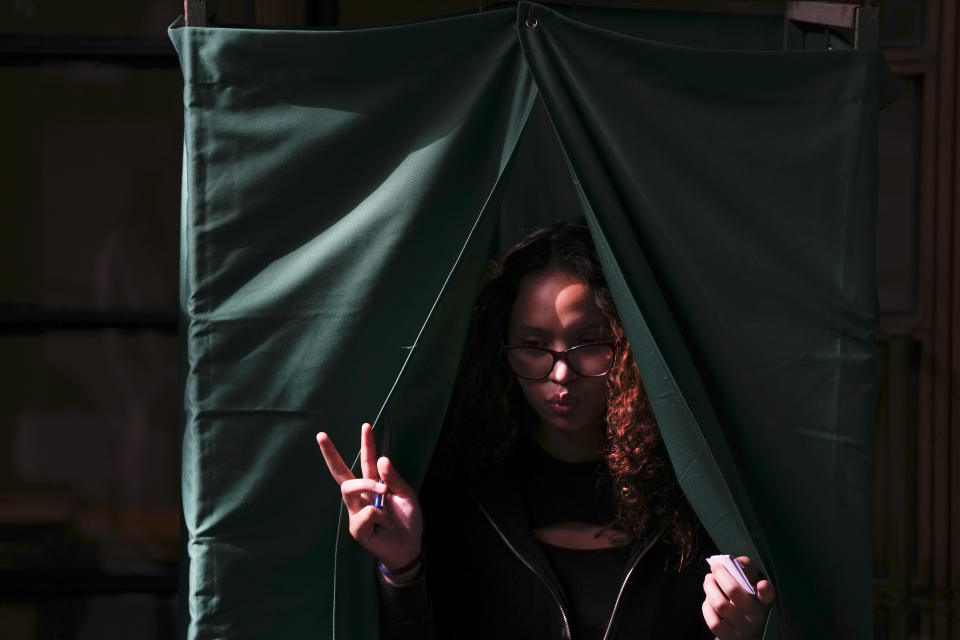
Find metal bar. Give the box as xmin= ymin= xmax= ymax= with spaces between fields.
xmin=0 ymin=35 xmax=177 ymax=67
xmin=872 ymin=337 xmax=891 ymax=578
xmin=0 ymin=305 xmax=178 ymax=334
xmin=785 ymin=1 xmax=858 ymax=29
xmin=0 ymin=568 xmax=177 ymax=599
xmin=931 ymin=2 xmax=958 ymax=635
xmin=886 ymin=335 xmax=913 ymax=640
xmin=483 ymin=0 xmax=784 ymax=16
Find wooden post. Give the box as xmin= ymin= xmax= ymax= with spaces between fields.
xmin=184 ymin=0 xmax=207 ymax=27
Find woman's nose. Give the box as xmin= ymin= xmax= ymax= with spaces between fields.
xmin=549 ymin=357 xmax=576 ymax=383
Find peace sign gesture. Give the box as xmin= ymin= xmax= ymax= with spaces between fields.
xmin=316 ymin=423 xmax=423 ymax=581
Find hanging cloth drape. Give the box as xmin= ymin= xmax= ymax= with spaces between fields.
xmin=170 ymin=3 xmax=894 ymax=639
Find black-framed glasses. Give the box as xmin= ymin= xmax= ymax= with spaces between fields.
xmin=501 ymin=343 xmax=615 ymax=380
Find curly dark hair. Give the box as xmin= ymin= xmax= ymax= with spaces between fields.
xmin=437 ymin=219 xmax=701 ymax=568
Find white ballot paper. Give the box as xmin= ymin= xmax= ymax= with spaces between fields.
xmin=706 ymin=554 xmax=756 ymax=595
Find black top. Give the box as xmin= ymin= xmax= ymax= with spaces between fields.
xmin=517 ymin=435 xmax=616 ymax=529
xmin=518 ymin=436 xmax=631 ymax=640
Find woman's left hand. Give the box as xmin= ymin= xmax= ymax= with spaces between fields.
xmin=701 ymin=555 xmax=775 ymax=640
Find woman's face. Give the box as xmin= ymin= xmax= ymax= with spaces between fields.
xmin=507 ymin=268 xmax=610 ymax=459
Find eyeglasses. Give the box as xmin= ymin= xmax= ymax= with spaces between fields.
xmin=502 ymin=343 xmax=615 ymax=380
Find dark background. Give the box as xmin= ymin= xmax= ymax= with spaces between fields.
xmin=1 ymin=1 xmax=955 ymax=638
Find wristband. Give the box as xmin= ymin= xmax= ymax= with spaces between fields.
xmin=377 ymin=551 xmax=423 ymax=577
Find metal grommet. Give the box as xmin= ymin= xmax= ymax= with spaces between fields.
xmin=525 ymin=11 xmax=538 ymax=28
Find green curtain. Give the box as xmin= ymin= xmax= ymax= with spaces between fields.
xmin=170 ymin=3 xmax=894 ymax=639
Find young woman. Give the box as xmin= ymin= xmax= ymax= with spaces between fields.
xmin=318 ymin=220 xmax=775 ymax=639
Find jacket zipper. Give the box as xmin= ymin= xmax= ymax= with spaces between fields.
xmin=475 ymin=501 xmax=574 ymax=639
xmin=600 ymin=533 xmax=659 ymax=640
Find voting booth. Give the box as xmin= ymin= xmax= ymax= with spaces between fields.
xmin=171 ymin=3 xmax=894 ymax=638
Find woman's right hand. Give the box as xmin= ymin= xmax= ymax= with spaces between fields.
xmin=316 ymin=423 xmax=423 ymax=579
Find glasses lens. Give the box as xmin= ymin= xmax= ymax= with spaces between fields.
xmin=505 ymin=344 xmax=615 ymax=379
xmin=568 ymin=344 xmax=614 ymax=376
xmin=506 ymin=348 xmax=554 ymax=379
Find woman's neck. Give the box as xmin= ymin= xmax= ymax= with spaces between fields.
xmin=534 ymin=421 xmax=605 ymax=463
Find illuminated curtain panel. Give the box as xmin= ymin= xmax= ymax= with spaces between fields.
xmin=172 ymin=8 xmax=535 ymax=639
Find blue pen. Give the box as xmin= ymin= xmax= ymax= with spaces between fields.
xmin=374 ymin=416 xmax=391 ymax=510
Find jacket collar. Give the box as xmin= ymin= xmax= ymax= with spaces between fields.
xmin=470 ymin=456 xmax=568 ymax=600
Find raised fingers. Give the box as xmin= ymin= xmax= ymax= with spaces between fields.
xmin=316 ymin=432 xmax=354 ymax=485
xmin=360 ymin=423 xmax=379 ymax=481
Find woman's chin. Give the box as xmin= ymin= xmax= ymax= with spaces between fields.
xmin=536 ymin=411 xmax=601 ymax=435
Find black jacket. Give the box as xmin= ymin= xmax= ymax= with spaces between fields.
xmin=378 ymin=450 xmax=714 ymax=640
